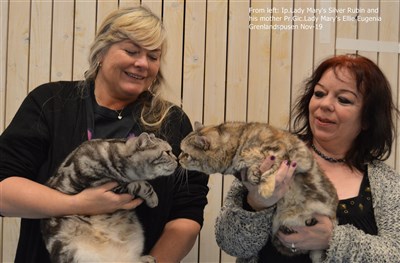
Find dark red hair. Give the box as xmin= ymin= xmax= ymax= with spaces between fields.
xmin=292 ymin=54 xmax=399 ymax=171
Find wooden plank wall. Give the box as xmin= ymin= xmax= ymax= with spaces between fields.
xmin=1 ymin=0 xmax=399 ymax=262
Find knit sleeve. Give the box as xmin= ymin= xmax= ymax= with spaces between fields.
xmin=215 ymin=179 xmax=276 ymax=259
xmin=325 ymin=162 xmax=400 ymax=262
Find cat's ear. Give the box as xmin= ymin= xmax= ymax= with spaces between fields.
xmin=127 ymin=132 xmax=153 ymax=150
xmin=193 ymin=135 xmax=210 ymax=150
xmin=194 ymin=121 xmax=204 ymax=131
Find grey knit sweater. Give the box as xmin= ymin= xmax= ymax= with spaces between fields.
xmin=215 ymin=161 xmax=400 ymax=262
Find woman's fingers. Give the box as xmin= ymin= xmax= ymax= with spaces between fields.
xmin=260 ymin=156 xmax=276 ymax=172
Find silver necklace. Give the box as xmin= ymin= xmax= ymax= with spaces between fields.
xmin=115 ymin=109 xmax=123 ymax=120
xmin=311 ymin=144 xmax=345 ymax=163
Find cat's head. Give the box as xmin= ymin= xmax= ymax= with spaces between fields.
xmin=122 ymin=132 xmax=177 ymax=180
xmin=179 ymin=122 xmax=238 ymax=174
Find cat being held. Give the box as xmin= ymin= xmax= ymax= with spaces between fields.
xmin=41 ymin=132 xmax=177 ymax=263
xmin=179 ymin=122 xmax=338 ymax=263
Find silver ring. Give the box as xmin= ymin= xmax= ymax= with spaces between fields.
xmin=291 ymin=243 xmax=297 ymax=253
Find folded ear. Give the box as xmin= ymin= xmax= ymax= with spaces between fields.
xmin=194 ymin=121 xmax=204 ymax=131
xmin=126 ymin=132 xmax=154 ymax=151
xmin=193 ymin=135 xmax=210 ymax=150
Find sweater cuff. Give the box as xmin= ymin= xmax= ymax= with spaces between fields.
xmin=242 ymin=190 xmax=277 ymax=212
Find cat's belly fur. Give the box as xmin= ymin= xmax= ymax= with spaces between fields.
xmin=45 ymin=211 xmax=143 ymax=262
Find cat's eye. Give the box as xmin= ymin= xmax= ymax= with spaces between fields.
xmin=180 ymin=152 xmax=192 ymax=161
xmin=151 ymin=153 xmax=166 ymax=165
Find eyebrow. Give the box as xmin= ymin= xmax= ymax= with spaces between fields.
xmin=125 ymin=41 xmax=162 ymax=53
xmin=316 ymin=82 xmax=359 ymax=98
xmin=149 ymin=48 xmax=162 ymax=53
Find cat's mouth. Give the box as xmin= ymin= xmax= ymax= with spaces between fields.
xmin=178 ymin=152 xmax=205 ymax=172
xmin=178 ymin=152 xmax=191 ymax=166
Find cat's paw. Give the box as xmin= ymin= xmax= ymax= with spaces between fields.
xmin=309 ymin=250 xmax=325 ymax=263
xmin=112 ymin=184 xmax=127 ymax=194
xmin=257 ymin=172 xmax=276 ymax=198
xmin=145 ymin=196 xmax=158 ymax=208
xmin=126 ymin=181 xmax=159 ymax=208
xmin=140 ymin=255 xmax=157 ymax=263
xmin=246 ymin=167 xmax=261 ymax=185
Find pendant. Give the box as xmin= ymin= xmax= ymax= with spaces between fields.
xmin=115 ymin=109 xmax=124 ymax=120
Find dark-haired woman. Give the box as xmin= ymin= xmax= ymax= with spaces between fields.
xmin=215 ymin=54 xmax=400 ymax=262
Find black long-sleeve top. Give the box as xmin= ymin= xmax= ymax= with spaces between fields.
xmin=0 ymin=81 xmax=209 ymax=263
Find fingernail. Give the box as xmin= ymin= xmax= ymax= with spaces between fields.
xmin=285 ymin=160 xmax=290 ymax=166
xmin=292 ymin=162 xmax=297 ymax=168
xmin=270 ymin=156 xmax=276 ymax=161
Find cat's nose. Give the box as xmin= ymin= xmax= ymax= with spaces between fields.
xmin=178 ymin=152 xmax=188 ymax=160
xmin=168 ymin=150 xmax=177 ymax=160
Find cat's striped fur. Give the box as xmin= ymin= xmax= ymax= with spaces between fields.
xmin=179 ymin=122 xmax=338 ymax=263
xmin=41 ymin=132 xmax=177 ymax=263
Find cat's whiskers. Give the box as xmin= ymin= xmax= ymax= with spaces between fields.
xmin=175 ymin=166 xmax=190 ymax=190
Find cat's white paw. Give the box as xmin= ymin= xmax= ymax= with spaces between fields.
xmin=309 ymin=249 xmax=325 ymax=263
xmin=140 ymin=255 xmax=157 ymax=263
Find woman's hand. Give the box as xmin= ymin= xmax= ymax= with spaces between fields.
xmin=0 ymin=177 xmax=142 ymax=218
xmin=242 ymin=156 xmax=297 ymax=211
xmin=277 ymin=214 xmax=333 ymax=251
xmin=73 ymin=181 xmax=143 ymax=215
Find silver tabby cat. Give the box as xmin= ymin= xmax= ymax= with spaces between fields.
xmin=179 ymin=122 xmax=338 ymax=263
xmin=41 ymin=132 xmax=177 ymax=263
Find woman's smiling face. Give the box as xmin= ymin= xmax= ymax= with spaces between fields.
xmin=96 ymin=40 xmax=161 ymax=101
xmin=309 ymin=67 xmax=364 ymax=149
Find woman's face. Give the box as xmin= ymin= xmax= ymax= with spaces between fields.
xmin=309 ymin=68 xmax=364 ymax=149
xmin=96 ymin=40 xmax=161 ymax=102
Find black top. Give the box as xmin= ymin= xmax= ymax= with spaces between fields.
xmin=0 ymin=81 xmax=209 ymax=263
xmin=258 ymin=170 xmax=377 ymax=262
xmin=86 ymin=84 xmax=142 ymax=139
xmin=336 ymin=172 xmax=377 ymax=235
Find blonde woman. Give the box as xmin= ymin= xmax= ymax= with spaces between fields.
xmin=0 ymin=6 xmax=209 ymax=263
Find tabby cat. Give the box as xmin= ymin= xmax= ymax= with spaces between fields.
xmin=179 ymin=122 xmax=338 ymax=263
xmin=41 ymin=132 xmax=177 ymax=263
